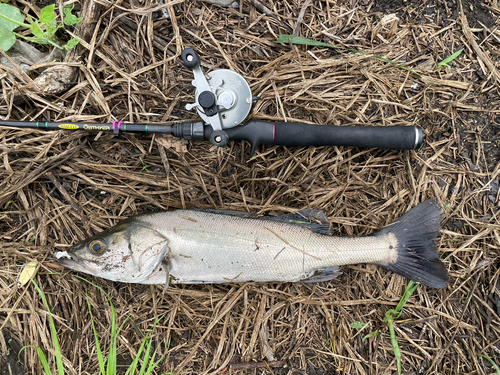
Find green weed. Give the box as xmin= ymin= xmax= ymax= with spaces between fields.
xmin=0 ymin=3 xmax=81 ymax=52
xmin=322 ymin=338 xmax=339 ymax=366
xmin=349 ymin=281 xmax=418 ymax=374
xmin=76 ymin=276 xmax=172 ymax=375
xmin=437 ymin=49 xmax=464 ymax=71
xmin=479 ymin=354 xmax=500 ymax=375
xmin=27 ymin=276 xmax=170 ymax=374
xmin=275 ymin=34 xmax=421 ymax=76
xmin=22 ymin=279 xmax=65 ymax=375
xmin=139 ymin=157 xmax=149 ymax=172
xmin=349 ymin=321 xmax=379 ymax=341
xmin=383 ymin=281 xmax=419 ymax=375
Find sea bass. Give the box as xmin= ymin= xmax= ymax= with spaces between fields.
xmin=54 ymin=200 xmax=449 ymax=288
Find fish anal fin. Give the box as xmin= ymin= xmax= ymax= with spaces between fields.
xmin=299 ymin=267 xmax=341 ymax=283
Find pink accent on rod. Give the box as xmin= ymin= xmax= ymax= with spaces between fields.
xmin=272 ymin=123 xmax=276 ymax=145
xmin=117 ymin=121 xmax=123 ymax=129
xmin=112 ymin=121 xmax=117 ymax=129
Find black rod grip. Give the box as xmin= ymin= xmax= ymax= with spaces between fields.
xmin=273 ymin=122 xmax=422 ymax=150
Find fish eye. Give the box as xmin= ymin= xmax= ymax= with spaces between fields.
xmin=89 ymin=239 xmax=106 ymax=255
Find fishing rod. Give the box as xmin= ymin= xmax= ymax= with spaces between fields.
xmin=0 ymin=48 xmax=423 ymax=157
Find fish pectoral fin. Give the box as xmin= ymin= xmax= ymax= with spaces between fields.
xmin=161 ymin=259 xmax=172 ymax=294
xmin=269 ymin=209 xmax=332 ymax=235
xmin=299 ymin=267 xmax=341 ymax=283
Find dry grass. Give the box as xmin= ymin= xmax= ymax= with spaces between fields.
xmin=0 ymin=0 xmax=499 ymax=374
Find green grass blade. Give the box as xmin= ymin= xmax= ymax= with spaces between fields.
xmin=275 ymin=34 xmax=421 ymax=76
xmin=124 ymin=323 xmax=147 ymax=375
xmin=144 ymin=343 xmax=158 ymax=375
xmin=388 ymin=320 xmax=402 ymax=374
xmin=125 ymin=346 xmax=144 ymax=375
xmin=107 ymin=300 xmax=117 ymax=375
xmin=395 ymin=280 xmax=419 ymax=313
xmin=479 ymin=354 xmax=500 ymax=375
xmin=275 ymin=34 xmax=342 ymax=49
xmin=150 ymin=338 xmax=172 ymax=375
xmin=37 ymin=347 xmax=53 ymax=375
xmin=74 ymin=276 xmax=118 ymax=375
xmin=74 ymin=276 xmax=169 ymax=375
xmin=129 ymin=317 xmax=167 ymax=375
xmin=382 ymin=281 xmax=419 ymax=375
xmin=362 ymin=329 xmax=379 ymax=342
xmin=438 ymin=49 xmax=463 ymax=67
xmin=86 ymin=293 xmax=106 ymax=375
xmin=138 ymin=317 xmax=161 ymax=375
xmin=138 ymin=338 xmax=153 ymax=375
xmin=145 ymin=343 xmax=168 ymax=375
xmin=31 ymin=279 xmax=65 ymax=375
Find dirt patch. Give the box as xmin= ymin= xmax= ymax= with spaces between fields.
xmin=370 ymin=0 xmax=497 ymax=28
xmin=0 ymin=330 xmax=25 ymax=375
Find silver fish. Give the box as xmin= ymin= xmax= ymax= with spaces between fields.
xmin=54 ymin=200 xmax=448 ymax=288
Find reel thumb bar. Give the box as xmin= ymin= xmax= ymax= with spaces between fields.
xmin=0 ymin=120 xmax=423 ymax=157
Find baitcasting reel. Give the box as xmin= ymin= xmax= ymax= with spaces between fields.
xmin=0 ymin=48 xmax=423 ymax=157
xmin=181 ymin=48 xmax=253 ymax=148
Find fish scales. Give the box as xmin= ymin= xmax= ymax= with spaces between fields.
xmin=141 ymin=210 xmax=397 ymax=284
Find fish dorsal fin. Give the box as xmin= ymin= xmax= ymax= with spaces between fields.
xmin=195 ymin=208 xmax=257 ymax=218
xmin=268 ymin=209 xmax=332 ymax=235
xmin=196 ymin=208 xmax=332 ymax=235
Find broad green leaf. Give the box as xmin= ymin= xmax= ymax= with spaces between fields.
xmin=64 ymin=37 xmax=79 ymax=51
xmin=362 ymin=330 xmax=379 ymax=341
xmin=32 ymin=21 xmax=44 ymax=37
xmin=39 ymin=4 xmax=55 ymax=24
xmin=47 ymin=17 xmax=58 ymax=31
xmin=350 ymin=321 xmax=368 ymax=329
xmin=0 ymin=28 xmax=15 ymax=51
xmin=63 ymin=3 xmax=75 ymax=15
xmin=0 ymin=3 xmax=25 ymax=31
xmin=63 ymin=13 xmax=81 ymax=26
xmin=63 ymin=4 xmax=82 ymax=26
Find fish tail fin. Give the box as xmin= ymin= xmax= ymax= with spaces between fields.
xmin=376 ymin=199 xmax=448 ymax=289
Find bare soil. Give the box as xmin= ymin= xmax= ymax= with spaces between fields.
xmin=0 ymin=0 xmax=499 ymax=374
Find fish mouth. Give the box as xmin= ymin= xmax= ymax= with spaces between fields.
xmin=53 ymin=250 xmax=100 ymax=276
